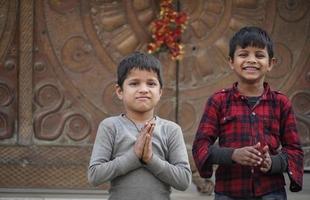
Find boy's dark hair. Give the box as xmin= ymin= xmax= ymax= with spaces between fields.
xmin=117 ymin=52 xmax=163 ymax=88
xmin=229 ymin=26 xmax=274 ymax=61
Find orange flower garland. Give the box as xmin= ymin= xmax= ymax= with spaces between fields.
xmin=147 ymin=0 xmax=188 ymax=60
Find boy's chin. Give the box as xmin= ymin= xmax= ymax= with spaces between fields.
xmin=240 ymin=76 xmax=265 ymax=84
xmin=134 ymin=107 xmax=155 ymax=113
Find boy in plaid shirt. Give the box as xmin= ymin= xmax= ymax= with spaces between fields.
xmin=192 ymin=26 xmax=303 ymax=199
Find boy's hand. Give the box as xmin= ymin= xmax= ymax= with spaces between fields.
xmin=232 ymin=143 xmax=263 ymax=166
xmin=134 ymin=122 xmax=153 ymax=158
xmin=141 ymin=123 xmax=155 ymax=164
xmin=259 ymin=145 xmax=272 ymax=173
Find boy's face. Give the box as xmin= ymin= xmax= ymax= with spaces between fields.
xmin=116 ymin=68 xmax=162 ymax=116
xmin=229 ymin=45 xmax=276 ymax=84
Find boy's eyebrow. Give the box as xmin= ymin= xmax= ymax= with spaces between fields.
xmin=236 ymin=48 xmax=267 ymax=52
xmin=127 ymin=77 xmax=158 ymax=81
xmin=256 ymin=49 xmax=267 ymax=53
xmin=125 ymin=77 xmax=139 ymax=81
xmin=235 ymin=49 xmax=248 ymax=53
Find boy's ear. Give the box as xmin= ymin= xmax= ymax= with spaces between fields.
xmin=267 ymin=57 xmax=277 ymax=72
xmin=228 ymin=57 xmax=234 ymax=70
xmin=115 ymin=84 xmax=123 ymax=100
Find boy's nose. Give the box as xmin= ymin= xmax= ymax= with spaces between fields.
xmin=138 ymin=84 xmax=149 ymax=93
xmin=246 ymin=54 xmax=257 ymax=63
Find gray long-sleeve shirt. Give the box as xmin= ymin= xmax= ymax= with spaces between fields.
xmin=88 ymin=115 xmax=191 ymax=200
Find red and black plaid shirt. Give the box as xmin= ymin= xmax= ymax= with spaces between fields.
xmin=193 ymin=82 xmax=303 ymax=198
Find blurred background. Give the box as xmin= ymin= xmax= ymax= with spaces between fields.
xmin=0 ymin=0 xmax=309 ymax=195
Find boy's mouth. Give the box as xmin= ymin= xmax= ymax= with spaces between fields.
xmin=243 ymin=66 xmax=259 ymax=71
xmin=136 ymin=96 xmax=151 ymax=100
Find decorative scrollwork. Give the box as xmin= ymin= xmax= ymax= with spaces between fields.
xmin=35 ymin=83 xmax=62 ymax=108
xmin=34 ymin=82 xmax=92 ymax=141
xmin=48 ymin=0 xmax=79 ymax=14
xmin=66 ymin=114 xmax=91 ymax=141
xmin=62 ymin=36 xmax=95 ymax=73
xmin=0 ymin=112 xmax=14 ymax=139
xmin=267 ymin=43 xmax=292 ymax=79
xmin=291 ymin=91 xmax=310 ymax=115
xmin=277 ymin=0 xmax=309 ymax=22
xmin=0 ymin=82 xmax=13 ymax=107
xmin=33 ymin=82 xmax=64 ymax=140
xmin=102 ymin=82 xmax=123 ymax=115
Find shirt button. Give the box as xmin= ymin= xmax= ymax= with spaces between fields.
xmin=289 ymin=171 xmax=293 ymax=175
xmin=252 ymin=112 xmax=256 ymax=116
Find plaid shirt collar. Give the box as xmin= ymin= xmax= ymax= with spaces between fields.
xmin=231 ymin=82 xmax=271 ymax=101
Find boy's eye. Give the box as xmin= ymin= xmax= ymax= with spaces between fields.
xmin=129 ymin=82 xmax=138 ymax=86
xmin=256 ymin=54 xmax=266 ymax=58
xmin=238 ymin=53 xmax=247 ymax=57
xmin=147 ymin=81 xmax=158 ymax=87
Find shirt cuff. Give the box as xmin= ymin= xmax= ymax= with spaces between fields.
xmin=209 ymin=145 xmax=234 ymax=165
xmin=270 ymin=153 xmax=288 ymax=174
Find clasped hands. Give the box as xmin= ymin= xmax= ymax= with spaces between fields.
xmin=134 ymin=121 xmax=155 ymax=164
xmin=232 ymin=142 xmax=272 ymax=173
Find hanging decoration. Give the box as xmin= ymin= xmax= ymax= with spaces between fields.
xmin=147 ymin=0 xmax=188 ymax=60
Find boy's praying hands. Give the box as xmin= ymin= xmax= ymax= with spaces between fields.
xmin=134 ymin=122 xmax=155 ymax=164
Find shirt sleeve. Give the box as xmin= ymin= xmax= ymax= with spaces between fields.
xmin=270 ymin=152 xmax=288 ymax=174
xmin=192 ymin=95 xmax=221 ymax=178
xmin=88 ymin=120 xmax=141 ymax=186
xmin=145 ymin=126 xmax=192 ymax=191
xmin=280 ymin=99 xmax=304 ymax=192
xmin=208 ymin=145 xmax=234 ymax=165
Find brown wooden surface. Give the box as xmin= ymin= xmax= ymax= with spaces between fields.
xmin=0 ymin=0 xmax=309 ymax=190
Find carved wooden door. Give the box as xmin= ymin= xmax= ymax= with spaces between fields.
xmin=0 ymin=0 xmax=309 ymax=190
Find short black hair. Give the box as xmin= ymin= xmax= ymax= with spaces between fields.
xmin=117 ymin=52 xmax=163 ymax=88
xmin=229 ymin=26 xmax=274 ymax=61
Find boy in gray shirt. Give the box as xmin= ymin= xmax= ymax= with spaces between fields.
xmin=88 ymin=52 xmax=191 ymax=200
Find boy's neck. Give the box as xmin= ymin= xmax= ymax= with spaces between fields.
xmin=125 ymin=111 xmax=155 ymax=124
xmin=237 ymin=81 xmax=264 ymax=97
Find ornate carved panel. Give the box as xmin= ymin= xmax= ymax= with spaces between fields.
xmin=0 ymin=0 xmax=309 ymax=190
xmin=0 ymin=0 xmax=18 ymax=142
xmin=33 ymin=1 xmax=99 ymax=144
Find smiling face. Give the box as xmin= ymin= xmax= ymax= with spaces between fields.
xmin=116 ymin=68 xmax=162 ymax=120
xmin=229 ymin=45 xmax=276 ymax=85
